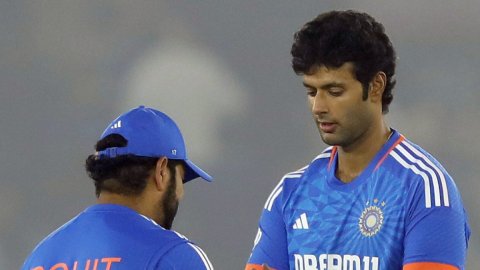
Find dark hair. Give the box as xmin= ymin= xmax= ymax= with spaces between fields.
xmin=85 ymin=134 xmax=180 ymax=197
xmin=291 ymin=10 xmax=396 ymax=113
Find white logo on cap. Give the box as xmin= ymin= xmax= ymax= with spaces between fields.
xmin=172 ymin=149 xmax=177 ymax=155
xmin=111 ymin=120 xmax=122 ymax=129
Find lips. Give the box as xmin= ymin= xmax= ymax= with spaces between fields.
xmin=319 ymin=122 xmax=337 ymax=133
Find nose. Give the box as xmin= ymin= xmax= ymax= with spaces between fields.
xmin=311 ymin=91 xmax=328 ymax=115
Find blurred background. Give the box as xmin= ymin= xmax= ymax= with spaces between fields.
xmin=2 ymin=0 xmax=478 ymax=269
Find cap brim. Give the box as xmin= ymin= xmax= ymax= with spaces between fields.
xmin=183 ymin=159 xmax=213 ymax=183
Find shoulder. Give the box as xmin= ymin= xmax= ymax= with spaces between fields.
xmin=387 ymin=137 xmax=459 ymax=209
xmin=263 ymin=146 xmax=334 ymax=212
xmin=154 ymin=242 xmax=214 ymax=270
xmin=389 ymin=138 xmax=449 ymax=176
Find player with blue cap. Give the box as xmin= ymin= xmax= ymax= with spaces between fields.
xmin=22 ymin=106 xmax=214 ymax=270
xmin=97 ymin=105 xmax=212 ymax=182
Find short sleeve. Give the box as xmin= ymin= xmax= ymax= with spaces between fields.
xmin=246 ymin=181 xmax=289 ymax=270
xmin=403 ymin=177 xmax=470 ymax=269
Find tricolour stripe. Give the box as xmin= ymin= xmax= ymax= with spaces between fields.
xmin=390 ymin=151 xmax=432 ymax=208
xmin=396 ymin=144 xmax=441 ymax=207
xmin=402 ymin=141 xmax=449 ymax=207
xmin=188 ymin=243 xmax=214 ymax=270
xmin=374 ymin=135 xmax=405 ymax=171
xmin=328 ymin=146 xmax=338 ymax=170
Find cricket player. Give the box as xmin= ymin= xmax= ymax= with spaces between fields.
xmin=246 ymin=10 xmax=470 ymax=270
xmin=22 ymin=106 xmax=214 ymax=270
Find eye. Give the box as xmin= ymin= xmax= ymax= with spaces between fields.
xmin=328 ymin=87 xmax=344 ymax=97
xmin=306 ymin=88 xmax=317 ymax=97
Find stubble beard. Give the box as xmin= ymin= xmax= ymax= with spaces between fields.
xmin=160 ymin=174 xmax=179 ymax=230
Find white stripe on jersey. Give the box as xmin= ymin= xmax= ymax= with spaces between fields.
xmin=390 ymin=151 xmax=432 ymax=208
xmin=265 ymin=173 xmax=302 ymax=211
xmin=172 ymin=230 xmax=188 ymax=240
xmin=253 ymin=228 xmax=262 ymax=249
xmin=402 ymin=141 xmax=449 ymax=206
xmin=264 ymin=150 xmax=333 ymax=212
xmin=313 ymin=152 xmax=333 ymax=160
xmin=312 ymin=146 xmax=334 ymax=161
xmin=188 ymin=243 xmax=214 ymax=270
xmin=396 ymin=144 xmax=442 ymax=207
xmin=264 ymin=178 xmax=286 ymax=210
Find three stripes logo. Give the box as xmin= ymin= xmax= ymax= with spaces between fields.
xmin=390 ymin=140 xmax=450 ymax=208
xmin=293 ymin=213 xmax=309 ymax=230
xmin=111 ymin=120 xmax=122 ymax=129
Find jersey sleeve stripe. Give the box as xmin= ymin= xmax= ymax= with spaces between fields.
xmin=396 ymin=144 xmax=442 ymax=207
xmin=402 ymin=141 xmax=450 ymax=207
xmin=390 ymin=150 xmax=432 ymax=208
xmin=172 ymin=230 xmax=188 ymax=240
xmin=264 ymin=173 xmax=302 ymax=211
xmin=187 ymin=243 xmax=214 ymax=270
xmin=266 ymin=187 xmax=283 ymax=211
xmin=253 ymin=228 xmax=262 ymax=248
xmin=264 ymin=179 xmax=285 ymax=210
xmin=262 ymin=160 xmax=314 ymax=211
xmin=313 ymin=146 xmax=334 ymax=161
xmin=245 ymin=263 xmax=272 ymax=270
xmin=313 ymin=152 xmax=333 ymax=160
xmin=403 ymin=262 xmax=459 ymax=270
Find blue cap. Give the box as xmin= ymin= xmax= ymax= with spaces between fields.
xmin=97 ymin=106 xmax=212 ymax=182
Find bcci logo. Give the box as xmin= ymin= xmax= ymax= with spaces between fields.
xmin=359 ymin=199 xmax=385 ymax=237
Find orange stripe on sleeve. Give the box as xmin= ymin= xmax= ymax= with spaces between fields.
xmin=403 ymin=262 xmax=459 ymax=270
xmin=245 ymin=264 xmax=264 ymax=270
xmin=245 ymin=263 xmax=277 ymax=270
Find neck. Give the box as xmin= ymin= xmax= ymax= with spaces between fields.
xmin=336 ymin=121 xmax=391 ymax=183
xmin=97 ymin=192 xmax=143 ymax=212
xmin=97 ymin=192 xmax=161 ymax=224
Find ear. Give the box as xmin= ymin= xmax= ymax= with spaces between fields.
xmin=153 ymin=157 xmax=170 ymax=191
xmin=369 ymin=71 xmax=386 ymax=103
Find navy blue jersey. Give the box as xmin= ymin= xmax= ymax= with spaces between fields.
xmin=247 ymin=130 xmax=470 ymax=270
xmin=22 ymin=204 xmax=213 ymax=270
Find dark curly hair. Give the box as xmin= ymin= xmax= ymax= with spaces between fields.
xmin=291 ymin=10 xmax=396 ymax=113
xmin=85 ymin=134 xmax=180 ymax=197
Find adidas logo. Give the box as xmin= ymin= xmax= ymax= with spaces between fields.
xmin=111 ymin=120 xmax=122 ymax=129
xmin=292 ymin=213 xmax=309 ymax=229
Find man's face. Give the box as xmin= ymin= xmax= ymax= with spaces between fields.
xmin=161 ymin=163 xmax=185 ymax=230
xmin=302 ymin=62 xmax=376 ymax=148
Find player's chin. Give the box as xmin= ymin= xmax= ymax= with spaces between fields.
xmin=319 ymin=132 xmax=338 ymax=146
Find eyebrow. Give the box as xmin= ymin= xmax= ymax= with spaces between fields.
xmin=302 ymin=81 xmax=345 ymax=90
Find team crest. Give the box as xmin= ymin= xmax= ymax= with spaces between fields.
xmin=359 ymin=200 xmax=385 ymax=237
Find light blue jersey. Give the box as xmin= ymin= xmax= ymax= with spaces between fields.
xmin=247 ymin=130 xmax=469 ymax=270
xmin=22 ymin=204 xmax=213 ymax=270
